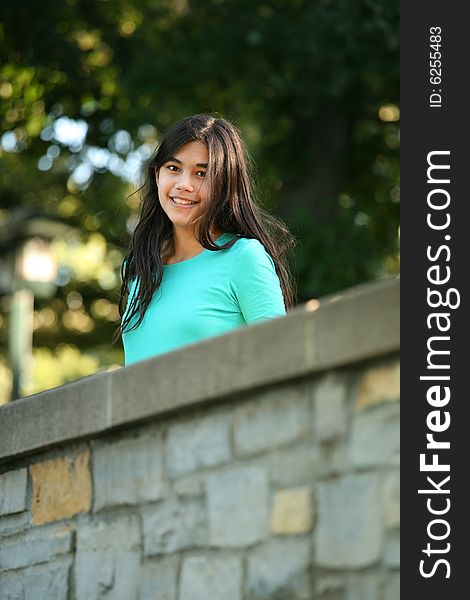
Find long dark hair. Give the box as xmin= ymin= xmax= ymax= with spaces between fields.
xmin=113 ymin=114 xmax=296 ymax=344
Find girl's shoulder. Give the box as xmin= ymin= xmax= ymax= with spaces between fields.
xmin=230 ymin=235 xmax=269 ymax=258
xmin=224 ymin=235 xmax=275 ymax=272
xmin=222 ymin=234 xmax=265 ymax=254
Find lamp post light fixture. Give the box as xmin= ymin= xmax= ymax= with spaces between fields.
xmin=0 ymin=209 xmax=71 ymax=401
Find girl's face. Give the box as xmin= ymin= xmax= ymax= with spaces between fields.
xmin=156 ymin=140 xmax=209 ymax=231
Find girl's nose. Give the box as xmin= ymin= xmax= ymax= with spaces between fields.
xmin=176 ymin=173 xmax=194 ymax=191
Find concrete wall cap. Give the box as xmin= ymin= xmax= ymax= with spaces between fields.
xmin=0 ymin=278 xmax=399 ymax=463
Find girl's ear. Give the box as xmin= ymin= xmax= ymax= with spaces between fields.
xmin=154 ymin=165 xmax=159 ymax=183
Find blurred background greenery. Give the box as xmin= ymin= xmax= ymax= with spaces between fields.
xmin=0 ymin=0 xmax=399 ymax=403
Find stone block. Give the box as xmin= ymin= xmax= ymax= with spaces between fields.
xmin=313 ymin=375 xmax=347 ymax=442
xmin=234 ymin=385 xmax=311 ymax=456
xmin=317 ymin=444 xmax=348 ymax=478
xmin=349 ymin=404 xmax=400 ymax=468
xmin=92 ymin=433 xmax=166 ymax=511
xmin=139 ymin=556 xmax=178 ymax=600
xmin=267 ymin=445 xmax=320 ymax=487
xmin=74 ymin=514 xmax=141 ymax=600
xmin=384 ymin=572 xmax=400 ymax=600
xmin=316 ymin=591 xmax=345 ymax=600
xmin=315 ymin=574 xmax=345 ymax=597
xmin=142 ymin=498 xmax=206 ymax=555
xmin=165 ymin=412 xmax=231 ymax=478
xmin=0 ymin=510 xmax=30 ymax=537
xmin=180 ymin=554 xmax=242 ymax=600
xmin=270 ymin=487 xmax=314 ymax=535
xmin=315 ymin=473 xmax=384 ymax=569
xmin=356 ymin=361 xmax=400 ymax=410
xmin=0 ymin=557 xmax=72 ymax=600
xmin=383 ymin=470 xmax=400 ymax=528
xmin=206 ymin=465 xmax=268 ymax=547
xmin=246 ymin=537 xmax=311 ymax=599
xmin=30 ymin=448 xmax=91 ymax=525
xmin=345 ymin=571 xmax=381 ymax=600
xmin=173 ymin=473 xmax=204 ymax=497
xmin=384 ymin=531 xmax=400 ymax=569
xmin=0 ymin=468 xmax=27 ymax=516
xmin=0 ymin=523 xmax=72 ymax=570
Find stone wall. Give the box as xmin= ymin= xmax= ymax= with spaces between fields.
xmin=0 ymin=279 xmax=400 ymax=600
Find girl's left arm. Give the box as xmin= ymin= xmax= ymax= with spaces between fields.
xmin=229 ymin=239 xmax=286 ymax=324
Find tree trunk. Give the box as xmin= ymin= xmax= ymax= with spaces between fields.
xmin=278 ymin=108 xmax=353 ymax=223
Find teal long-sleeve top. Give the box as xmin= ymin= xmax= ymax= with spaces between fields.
xmin=122 ymin=233 xmax=286 ymax=365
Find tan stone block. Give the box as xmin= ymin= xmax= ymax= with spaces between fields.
xmin=356 ymin=362 xmax=400 ymax=410
xmin=30 ymin=448 xmax=92 ymax=525
xmin=270 ymin=487 xmax=314 ymax=535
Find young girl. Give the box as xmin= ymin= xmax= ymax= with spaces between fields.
xmin=114 ymin=114 xmax=296 ymax=365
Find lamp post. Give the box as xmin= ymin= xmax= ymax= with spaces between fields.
xmin=0 ymin=209 xmax=71 ymax=401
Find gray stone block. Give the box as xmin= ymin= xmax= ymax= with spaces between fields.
xmin=384 ymin=572 xmax=400 ymax=600
xmin=316 ymin=592 xmax=345 ymax=600
xmin=139 ymin=556 xmax=178 ymax=600
xmin=173 ymin=473 xmax=205 ymax=497
xmin=142 ymin=498 xmax=206 ymax=555
xmin=384 ymin=531 xmax=400 ymax=569
xmin=0 ymin=523 xmax=72 ymax=570
xmin=267 ymin=445 xmax=321 ymax=487
xmin=234 ymin=385 xmax=311 ymax=456
xmin=180 ymin=554 xmax=242 ymax=600
xmin=0 ymin=509 xmax=30 ymax=537
xmin=315 ymin=473 xmax=384 ymax=568
xmin=383 ymin=469 xmax=400 ymax=528
xmin=313 ymin=374 xmax=347 ymax=443
xmin=74 ymin=514 xmax=141 ymax=600
xmin=315 ymin=574 xmax=345 ymax=597
xmin=165 ymin=412 xmax=231 ymax=478
xmin=0 ymin=571 xmax=23 ymax=600
xmin=206 ymin=465 xmax=269 ymax=547
xmin=0 ymin=557 xmax=72 ymax=600
xmin=246 ymin=538 xmax=311 ymax=599
xmin=345 ymin=572 xmax=380 ymax=600
xmin=349 ymin=404 xmax=400 ymax=468
xmin=316 ymin=591 xmax=345 ymax=600
xmin=316 ymin=444 xmax=348 ymax=478
xmin=92 ymin=433 xmax=166 ymax=511
xmin=0 ymin=468 xmax=27 ymax=516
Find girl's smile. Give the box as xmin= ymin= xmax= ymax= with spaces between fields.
xmin=170 ymin=196 xmax=199 ymax=207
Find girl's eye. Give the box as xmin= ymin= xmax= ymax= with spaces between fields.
xmin=166 ymin=165 xmax=179 ymax=172
xmin=196 ymin=170 xmax=207 ymax=178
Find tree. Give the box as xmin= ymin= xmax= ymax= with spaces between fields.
xmin=0 ymin=0 xmax=399 ymax=397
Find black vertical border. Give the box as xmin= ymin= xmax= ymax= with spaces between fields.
xmin=401 ymin=1 xmax=467 ymax=596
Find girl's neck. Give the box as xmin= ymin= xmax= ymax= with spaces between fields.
xmin=163 ymin=226 xmax=222 ymax=264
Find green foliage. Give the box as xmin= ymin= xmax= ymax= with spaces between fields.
xmin=0 ymin=0 xmax=399 ymax=395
